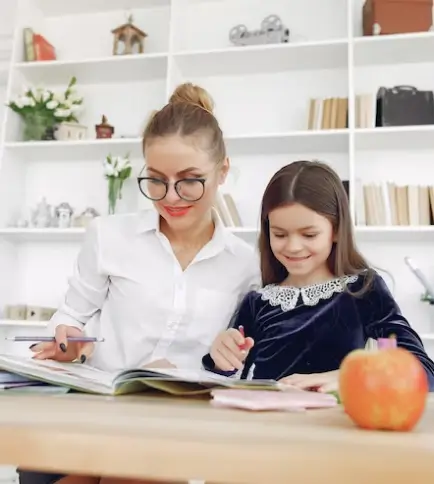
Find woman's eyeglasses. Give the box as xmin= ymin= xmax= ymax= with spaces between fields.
xmin=137 ymin=176 xmax=206 ymax=202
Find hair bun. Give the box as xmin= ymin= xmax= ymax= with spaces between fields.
xmin=169 ymin=82 xmax=214 ymax=114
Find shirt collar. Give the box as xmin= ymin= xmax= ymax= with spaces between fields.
xmin=136 ymin=208 xmax=237 ymax=255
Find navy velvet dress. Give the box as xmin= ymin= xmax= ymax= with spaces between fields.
xmin=202 ymin=270 xmax=434 ymax=391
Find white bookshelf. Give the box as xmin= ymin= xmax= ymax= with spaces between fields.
xmin=0 ymin=0 xmax=433 ymax=349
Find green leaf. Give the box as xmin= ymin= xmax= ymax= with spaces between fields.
xmin=120 ymin=166 xmax=132 ymax=180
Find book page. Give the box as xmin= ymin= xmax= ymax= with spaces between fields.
xmin=117 ymin=366 xmax=277 ymax=388
xmin=0 ymin=355 xmax=116 ymax=394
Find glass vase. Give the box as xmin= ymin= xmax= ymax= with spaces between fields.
xmin=22 ymin=113 xmax=53 ymax=141
xmin=108 ymin=177 xmax=123 ymax=215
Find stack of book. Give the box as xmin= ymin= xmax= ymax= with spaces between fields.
xmin=355 ymin=181 xmax=434 ymax=226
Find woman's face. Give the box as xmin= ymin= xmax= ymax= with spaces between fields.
xmin=143 ymin=134 xmax=229 ymax=232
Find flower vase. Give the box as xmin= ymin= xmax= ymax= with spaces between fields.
xmin=108 ymin=177 xmax=123 ymax=215
xmin=22 ymin=113 xmax=53 ymax=141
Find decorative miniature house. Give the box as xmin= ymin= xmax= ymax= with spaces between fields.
xmin=55 ymin=121 xmax=88 ymax=141
xmin=111 ymin=15 xmax=147 ymax=55
xmin=95 ymin=115 xmax=114 ymax=139
xmin=54 ymin=202 xmax=74 ymax=228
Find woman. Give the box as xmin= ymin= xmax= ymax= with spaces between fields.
xmin=19 ymin=83 xmax=260 ymax=484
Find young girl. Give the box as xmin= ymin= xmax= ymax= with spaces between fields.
xmin=204 ymin=160 xmax=434 ymax=392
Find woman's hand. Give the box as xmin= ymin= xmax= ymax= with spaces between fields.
xmin=30 ymin=324 xmax=94 ymax=363
xmin=210 ymin=328 xmax=254 ymax=371
xmin=280 ymin=370 xmax=339 ymax=393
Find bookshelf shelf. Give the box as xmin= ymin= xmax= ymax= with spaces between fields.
xmin=173 ymin=39 xmax=349 ymax=77
xmin=354 ymin=226 xmax=434 ymax=242
xmin=38 ymin=0 xmax=169 ymax=17
xmin=0 ymin=0 xmax=434 ymax=357
xmin=421 ymin=334 xmax=434 ymax=341
xmin=0 ymin=319 xmax=48 ymax=328
xmin=353 ymin=32 xmax=434 ymax=66
xmin=4 ymin=131 xmax=349 ymax=161
xmin=354 ymin=126 xmax=434 ymax=151
xmin=225 ymin=130 xmax=349 ymax=155
xmin=14 ymin=53 xmax=169 ymax=85
xmin=4 ymin=137 xmax=144 ymax=162
xmin=0 ymin=228 xmax=86 ymax=242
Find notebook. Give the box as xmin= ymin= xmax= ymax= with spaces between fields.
xmin=0 ymin=354 xmax=282 ymax=396
xmin=210 ymin=388 xmax=338 ymax=411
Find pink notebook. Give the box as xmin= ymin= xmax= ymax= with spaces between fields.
xmin=210 ymin=388 xmax=338 ymax=411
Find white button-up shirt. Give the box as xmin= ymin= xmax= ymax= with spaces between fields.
xmin=48 ymin=209 xmax=261 ymax=372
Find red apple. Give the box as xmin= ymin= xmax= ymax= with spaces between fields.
xmin=339 ymin=346 xmax=429 ymax=431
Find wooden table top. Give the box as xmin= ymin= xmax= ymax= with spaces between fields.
xmin=0 ymin=392 xmax=433 ymax=484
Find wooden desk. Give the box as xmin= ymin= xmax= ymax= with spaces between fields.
xmin=0 ymin=393 xmax=433 ymax=484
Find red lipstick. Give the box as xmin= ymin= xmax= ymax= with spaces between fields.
xmin=164 ymin=206 xmax=192 ymax=217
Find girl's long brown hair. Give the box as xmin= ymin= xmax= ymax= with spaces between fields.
xmin=258 ymin=160 xmax=374 ymax=294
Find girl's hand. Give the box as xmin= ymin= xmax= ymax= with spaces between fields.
xmin=280 ymin=370 xmax=339 ymax=393
xmin=210 ymin=328 xmax=254 ymax=372
xmin=30 ymin=324 xmax=94 ymax=363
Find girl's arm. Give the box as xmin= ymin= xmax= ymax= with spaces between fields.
xmin=202 ymin=290 xmax=257 ymax=377
xmin=361 ymin=272 xmax=434 ymax=390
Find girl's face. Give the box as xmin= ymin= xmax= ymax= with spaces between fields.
xmin=143 ymin=134 xmax=228 ymax=232
xmin=268 ymin=203 xmax=335 ymax=286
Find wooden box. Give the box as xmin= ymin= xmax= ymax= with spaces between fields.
xmin=363 ymin=0 xmax=433 ymax=36
xmin=55 ymin=122 xmax=87 ymax=141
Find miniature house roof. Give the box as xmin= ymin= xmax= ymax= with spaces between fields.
xmin=111 ymin=22 xmax=147 ymax=38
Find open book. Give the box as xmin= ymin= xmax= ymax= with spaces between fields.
xmin=0 ymin=354 xmax=280 ymax=396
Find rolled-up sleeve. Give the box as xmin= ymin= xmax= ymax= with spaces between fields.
xmin=48 ymin=218 xmax=109 ymax=332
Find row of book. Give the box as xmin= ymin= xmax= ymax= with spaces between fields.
xmin=214 ymin=192 xmax=242 ymax=227
xmin=356 ymin=181 xmax=434 ymax=226
xmin=307 ymin=94 xmax=374 ymax=130
xmin=212 ymin=183 xmax=434 ymax=229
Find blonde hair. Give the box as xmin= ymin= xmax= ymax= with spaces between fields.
xmin=142 ymin=82 xmax=225 ymax=163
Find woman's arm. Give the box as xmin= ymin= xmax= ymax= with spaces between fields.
xmin=361 ymin=272 xmax=434 ymax=391
xmin=48 ymin=218 xmax=109 ymax=331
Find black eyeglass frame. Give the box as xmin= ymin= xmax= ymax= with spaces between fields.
xmin=137 ymin=175 xmax=207 ymax=202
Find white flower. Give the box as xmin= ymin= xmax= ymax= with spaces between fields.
xmin=103 ymin=162 xmax=116 ymax=177
xmin=20 ymin=96 xmax=33 ymax=106
xmin=117 ymin=157 xmax=130 ymax=172
xmin=54 ymin=108 xmax=71 ymax=118
xmin=53 ymin=92 xmax=65 ymax=103
xmin=42 ymin=91 xmax=51 ymax=103
xmin=46 ymin=100 xmax=59 ymax=110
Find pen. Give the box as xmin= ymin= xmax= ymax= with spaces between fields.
xmin=5 ymin=336 xmax=105 ymax=342
xmin=238 ymin=325 xmax=247 ymax=350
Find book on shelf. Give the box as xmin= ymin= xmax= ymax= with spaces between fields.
xmin=355 ymin=93 xmax=375 ymax=129
xmin=307 ymin=97 xmax=348 ymax=130
xmin=0 ymin=354 xmax=280 ymax=396
xmin=23 ymin=27 xmax=56 ymax=62
xmin=355 ymin=180 xmax=434 ymax=226
xmin=214 ymin=191 xmax=242 ymax=227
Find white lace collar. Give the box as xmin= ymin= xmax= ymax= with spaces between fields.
xmin=258 ymin=275 xmax=359 ymax=312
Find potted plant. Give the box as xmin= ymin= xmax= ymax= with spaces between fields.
xmin=6 ymin=76 xmax=84 ymax=141
xmin=103 ymin=153 xmax=132 ymax=215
